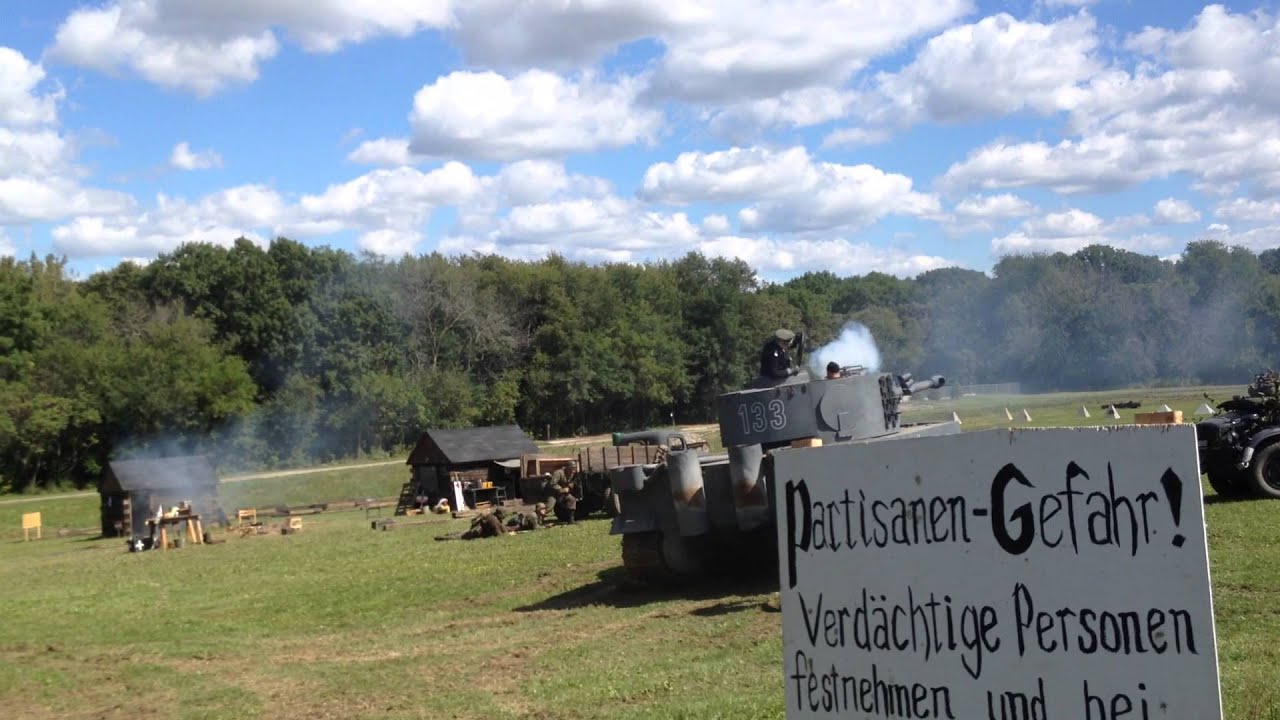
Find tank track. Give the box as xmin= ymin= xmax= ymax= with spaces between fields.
xmin=620 ymin=532 xmax=676 ymax=585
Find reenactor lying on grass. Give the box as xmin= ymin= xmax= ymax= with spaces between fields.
xmin=460 ymin=512 xmax=509 ymax=539
xmin=504 ymin=510 xmax=540 ymax=531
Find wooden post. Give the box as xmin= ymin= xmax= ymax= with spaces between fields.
xmin=21 ymin=512 xmax=41 ymax=541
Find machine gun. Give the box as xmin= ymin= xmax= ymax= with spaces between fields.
xmin=830 ymin=364 xmax=866 ymax=378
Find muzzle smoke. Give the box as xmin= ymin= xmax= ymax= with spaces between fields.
xmin=810 ymin=322 xmax=882 ymax=373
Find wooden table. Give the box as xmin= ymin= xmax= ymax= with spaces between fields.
xmin=147 ymin=514 xmax=204 ymax=551
xmin=464 ymin=485 xmax=506 ymax=509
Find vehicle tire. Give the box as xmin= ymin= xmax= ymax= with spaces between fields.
xmin=1251 ymin=444 xmax=1280 ymax=499
xmin=604 ymin=487 xmax=621 ymax=518
xmin=1206 ymin=468 xmax=1249 ymax=499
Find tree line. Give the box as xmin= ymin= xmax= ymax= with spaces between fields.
xmin=2 ymin=237 xmax=1278 ymax=491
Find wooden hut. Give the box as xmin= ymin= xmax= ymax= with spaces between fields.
xmin=400 ymin=425 xmax=539 ymax=514
xmin=100 ymin=455 xmax=224 ymax=538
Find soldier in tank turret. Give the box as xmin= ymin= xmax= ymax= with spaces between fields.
xmin=759 ymin=328 xmax=802 ymax=380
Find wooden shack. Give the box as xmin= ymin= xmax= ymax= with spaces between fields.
xmin=400 ymin=425 xmax=539 ymax=514
xmin=100 ymin=455 xmax=224 ymax=538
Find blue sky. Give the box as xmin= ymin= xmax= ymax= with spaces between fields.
xmin=2 ymin=0 xmax=1280 ymax=280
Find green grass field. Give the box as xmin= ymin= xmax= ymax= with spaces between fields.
xmin=2 ymin=386 xmax=1280 ymax=718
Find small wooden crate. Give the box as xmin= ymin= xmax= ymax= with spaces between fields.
xmin=1134 ymin=410 xmax=1183 ymax=425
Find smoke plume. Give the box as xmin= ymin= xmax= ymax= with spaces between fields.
xmin=810 ymin=323 xmax=882 ymax=373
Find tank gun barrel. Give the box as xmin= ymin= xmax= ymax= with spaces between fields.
xmin=612 ymin=428 xmax=688 ymax=450
xmin=904 ymin=375 xmax=946 ymax=395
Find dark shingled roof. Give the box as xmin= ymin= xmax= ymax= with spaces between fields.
xmin=407 ymin=425 xmax=539 ymax=465
xmin=104 ymin=455 xmax=219 ymax=493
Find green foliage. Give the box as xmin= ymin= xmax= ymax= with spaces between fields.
xmin=8 ymin=237 xmax=1280 ymax=490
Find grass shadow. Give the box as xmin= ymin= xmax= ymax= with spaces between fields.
xmin=689 ymin=598 xmax=771 ymax=617
xmin=514 ymin=565 xmax=778 ymax=613
xmin=1204 ymin=493 xmax=1260 ymax=505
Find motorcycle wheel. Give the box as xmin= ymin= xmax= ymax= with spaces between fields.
xmin=1249 ymin=444 xmax=1280 ymax=499
xmin=1206 ymin=468 xmax=1249 ymax=499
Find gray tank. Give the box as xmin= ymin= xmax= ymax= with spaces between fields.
xmin=607 ymin=366 xmax=959 ymax=584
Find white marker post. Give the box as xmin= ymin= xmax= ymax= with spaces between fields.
xmin=774 ymin=426 xmax=1221 ymax=719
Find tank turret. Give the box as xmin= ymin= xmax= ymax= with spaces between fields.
xmin=716 ymin=371 xmax=945 ymax=449
xmin=608 ymin=367 xmax=958 ymax=586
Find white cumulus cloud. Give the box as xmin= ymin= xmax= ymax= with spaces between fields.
xmin=290 ymin=163 xmax=482 ymax=252
xmin=647 ymin=0 xmax=970 ymax=103
xmin=451 ymin=0 xmax=687 ymax=69
xmin=641 ymin=146 xmax=814 ymax=204
xmin=696 ymin=235 xmax=958 ymax=277
xmin=1023 ymin=208 xmax=1104 ymax=237
xmin=50 ymin=162 xmax=485 ymax=259
xmin=438 ymin=193 xmax=701 ymax=265
xmin=402 ymin=70 xmax=662 ymax=161
xmin=0 ymin=176 xmax=134 ymax=225
xmin=348 ymin=138 xmax=413 ymax=166
xmin=1215 ymin=198 xmax=1280 ymax=223
xmin=447 ymin=0 xmax=968 ymax=108
xmin=170 ymin=141 xmax=223 ymax=171
xmin=1204 ymin=224 xmax=1280 ymax=251
xmin=0 ymin=47 xmax=61 ymax=126
xmin=47 ymin=0 xmax=452 ymax=96
xmin=494 ymin=196 xmax=699 ymax=251
xmin=822 ymin=127 xmax=892 ymax=148
xmin=863 ymin=12 xmax=1100 ymax=126
xmin=1152 ymin=198 xmax=1200 ymax=224
xmin=991 ymin=208 xmax=1178 ymax=255
xmin=641 ymin=146 xmax=939 ymax=232
xmin=707 ymin=87 xmax=855 ymax=139
xmin=0 ymin=47 xmax=132 ymax=225
xmin=0 ymin=128 xmax=73 ymax=178
xmin=492 ymin=160 xmax=611 ymax=206
xmin=954 ymin=194 xmax=1037 ymax=220
xmin=50 ymin=184 xmax=284 ymax=257
xmin=943 ymin=6 xmax=1280 ymax=196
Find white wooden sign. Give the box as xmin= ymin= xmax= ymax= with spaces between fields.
xmin=451 ymin=480 xmax=470 ymax=512
xmin=773 ymin=426 xmax=1221 ymax=719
